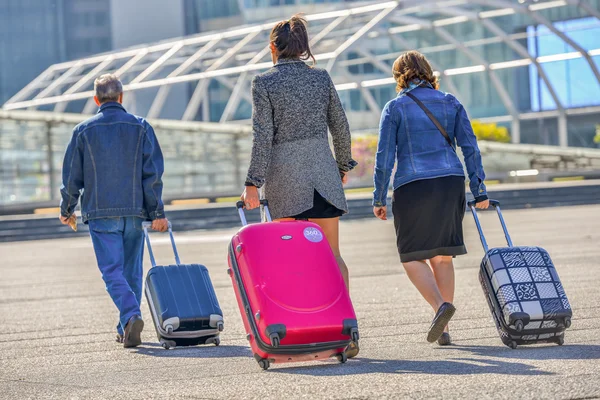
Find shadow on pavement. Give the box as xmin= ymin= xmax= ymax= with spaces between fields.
xmin=444 ymin=344 xmax=600 ymax=360
xmin=133 ymin=344 xmax=252 ymax=358
xmin=269 ymin=357 xmax=552 ymax=376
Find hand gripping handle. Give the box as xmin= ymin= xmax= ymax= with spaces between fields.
xmin=142 ymin=221 xmax=181 ymax=268
xmin=467 ymin=199 xmax=513 ymax=253
xmin=236 ymin=199 xmax=271 ymax=226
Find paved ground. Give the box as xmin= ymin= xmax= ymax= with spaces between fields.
xmin=1 ymin=205 xmax=599 ymax=400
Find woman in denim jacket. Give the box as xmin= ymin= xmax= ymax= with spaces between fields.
xmin=373 ymin=51 xmax=490 ymax=345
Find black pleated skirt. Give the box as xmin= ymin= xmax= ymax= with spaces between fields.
xmin=392 ymin=176 xmax=467 ymax=263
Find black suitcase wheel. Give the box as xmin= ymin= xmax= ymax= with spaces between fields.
xmin=214 ymin=337 xmax=221 ymax=346
xmin=160 ymin=339 xmax=176 ymax=350
xmin=556 ymin=336 xmax=565 ymax=346
xmin=508 ymin=341 xmax=518 ymax=349
xmin=514 ymin=320 xmax=524 ymax=332
xmin=269 ymin=333 xmax=280 ymax=348
xmin=336 ymin=352 xmax=348 ymax=364
xmin=258 ymin=359 xmax=270 ymax=370
xmin=564 ymin=317 xmax=571 ymax=329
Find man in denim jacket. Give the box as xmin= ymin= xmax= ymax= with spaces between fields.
xmin=59 ymin=74 xmax=168 ymax=348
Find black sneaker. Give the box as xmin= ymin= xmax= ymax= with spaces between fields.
xmin=427 ymin=303 xmax=456 ymax=343
xmin=123 ymin=315 xmax=144 ymax=348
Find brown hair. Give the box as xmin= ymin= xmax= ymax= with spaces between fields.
xmin=392 ymin=51 xmax=439 ymax=92
xmin=270 ymin=14 xmax=316 ymax=65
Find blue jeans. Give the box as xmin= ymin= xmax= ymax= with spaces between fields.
xmin=89 ymin=216 xmax=144 ymax=336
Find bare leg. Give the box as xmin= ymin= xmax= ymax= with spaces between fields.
xmin=309 ymin=217 xmax=349 ymax=290
xmin=430 ymin=256 xmax=455 ymax=333
xmin=402 ymin=260 xmax=445 ymax=311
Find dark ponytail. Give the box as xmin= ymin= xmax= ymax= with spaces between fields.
xmin=270 ymin=14 xmax=316 ymax=65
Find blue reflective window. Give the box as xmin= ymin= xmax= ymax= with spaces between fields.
xmin=528 ymin=17 xmax=600 ymax=111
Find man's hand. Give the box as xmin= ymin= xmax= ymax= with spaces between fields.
xmin=152 ymin=218 xmax=169 ymax=232
xmin=241 ymin=186 xmax=260 ymax=210
xmin=59 ymin=213 xmax=78 ymax=231
xmin=373 ymin=206 xmax=387 ymax=220
xmin=475 ymin=199 xmax=490 ymax=210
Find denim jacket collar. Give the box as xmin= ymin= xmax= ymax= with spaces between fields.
xmin=98 ymin=101 xmax=126 ymax=113
xmin=398 ymin=80 xmax=434 ymax=97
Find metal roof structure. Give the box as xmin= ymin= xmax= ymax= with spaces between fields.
xmin=3 ymin=0 xmax=600 ymax=146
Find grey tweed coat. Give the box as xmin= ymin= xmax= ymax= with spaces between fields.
xmin=245 ymin=58 xmax=357 ymax=220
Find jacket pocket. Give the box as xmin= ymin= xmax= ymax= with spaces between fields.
xmin=89 ymin=217 xmax=122 ymax=233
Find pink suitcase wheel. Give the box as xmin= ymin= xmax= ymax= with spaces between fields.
xmin=336 ymin=352 xmax=348 ymax=364
xmin=258 ymin=359 xmax=270 ymax=370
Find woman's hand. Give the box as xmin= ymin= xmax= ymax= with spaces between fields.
xmin=475 ymin=199 xmax=490 ymax=209
xmin=241 ymin=186 xmax=260 ymax=210
xmin=340 ymin=170 xmax=348 ymax=185
xmin=373 ymin=206 xmax=387 ymax=220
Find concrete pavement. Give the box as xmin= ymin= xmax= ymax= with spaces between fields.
xmin=1 ymin=205 xmax=599 ymax=399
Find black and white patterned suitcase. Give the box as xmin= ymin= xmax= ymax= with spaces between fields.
xmin=469 ymin=200 xmax=572 ymax=349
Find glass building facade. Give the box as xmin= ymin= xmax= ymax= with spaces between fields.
xmin=0 ymin=0 xmax=112 ymax=104
xmin=2 ymin=1 xmax=600 ymax=206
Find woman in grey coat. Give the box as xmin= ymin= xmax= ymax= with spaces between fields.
xmin=241 ymin=15 xmax=357 ymax=290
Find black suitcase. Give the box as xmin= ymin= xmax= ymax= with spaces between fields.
xmin=469 ymin=200 xmax=572 ymax=349
xmin=143 ymin=222 xmax=224 ymax=349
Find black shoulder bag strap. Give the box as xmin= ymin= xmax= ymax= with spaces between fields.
xmin=405 ymin=91 xmax=453 ymax=148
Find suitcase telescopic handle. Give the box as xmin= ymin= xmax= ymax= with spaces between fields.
xmin=142 ymin=221 xmax=181 ymax=268
xmin=235 ymin=199 xmax=272 ymax=226
xmin=467 ymin=199 xmax=513 ymax=253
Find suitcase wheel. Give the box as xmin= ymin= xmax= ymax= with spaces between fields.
xmin=217 ymin=321 xmax=225 ymax=332
xmin=556 ymin=336 xmax=565 ymax=346
xmin=508 ymin=341 xmax=518 ymax=350
xmin=514 ymin=320 xmax=524 ymax=332
xmin=160 ymin=339 xmax=176 ymax=350
xmin=258 ymin=359 xmax=270 ymax=370
xmin=336 ymin=352 xmax=348 ymax=364
xmin=564 ymin=317 xmax=572 ymax=329
xmin=269 ymin=333 xmax=280 ymax=348
xmin=205 ymin=336 xmax=221 ymax=346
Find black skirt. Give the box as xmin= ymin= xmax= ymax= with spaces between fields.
xmin=290 ymin=190 xmax=344 ymax=220
xmin=392 ymin=176 xmax=467 ymax=262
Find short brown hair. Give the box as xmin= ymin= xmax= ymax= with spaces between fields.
xmin=392 ymin=51 xmax=439 ymax=92
xmin=270 ymin=14 xmax=316 ymax=65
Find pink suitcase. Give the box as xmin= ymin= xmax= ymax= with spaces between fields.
xmin=227 ymin=200 xmax=359 ymax=370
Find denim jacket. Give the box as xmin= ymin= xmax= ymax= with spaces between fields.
xmin=60 ymin=102 xmax=165 ymax=223
xmin=373 ymin=82 xmax=487 ymax=207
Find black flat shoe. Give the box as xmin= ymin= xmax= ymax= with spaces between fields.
xmin=437 ymin=332 xmax=452 ymax=346
xmin=427 ymin=303 xmax=456 ymax=343
xmin=123 ymin=315 xmax=144 ymax=348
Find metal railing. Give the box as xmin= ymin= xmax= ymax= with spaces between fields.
xmin=2 ymin=110 xmax=600 ymax=208
xmin=0 ymin=110 xmax=252 ymax=205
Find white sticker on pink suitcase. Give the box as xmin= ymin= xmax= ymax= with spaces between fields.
xmin=303 ymin=227 xmax=323 ymax=243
